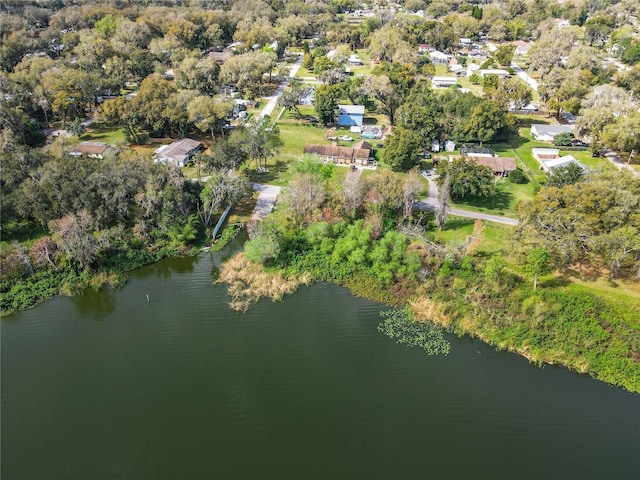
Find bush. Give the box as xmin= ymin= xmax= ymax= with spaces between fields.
xmin=553 ymin=132 xmax=574 ymax=146
xmin=508 ymin=168 xmax=527 ymax=184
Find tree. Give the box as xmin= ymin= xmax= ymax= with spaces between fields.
xmin=285 ymin=173 xmax=327 ymax=225
xmin=591 ymin=226 xmax=640 ymax=279
xmin=484 ymin=254 xmax=506 ymax=282
xmin=402 ymin=169 xmax=423 ymax=220
xmin=277 ymin=85 xmax=306 ymax=118
xmin=553 ymin=132 xmax=574 ymax=147
xmin=436 ymin=158 xmax=496 ymax=200
xmin=463 ymin=100 xmax=510 ymax=146
xmin=547 ymin=163 xmax=585 ymax=188
xmin=188 ymin=95 xmax=233 ymax=140
xmin=205 ymin=129 xmax=249 ymax=171
xmin=367 ymin=26 xmax=416 ymax=64
xmin=341 ymin=169 xmax=363 ymax=218
xmin=526 ymin=247 xmax=550 ymax=290
xmin=197 ymin=170 xmax=249 ymax=228
xmin=494 ymin=44 xmax=516 ymax=66
xmin=395 ymin=86 xmax=441 ymax=148
xmin=435 ymin=173 xmax=450 ymax=231
xmin=245 ymin=117 xmax=284 ymax=170
xmin=601 ymin=113 xmax=640 ymax=154
xmin=491 ymin=77 xmax=532 ymax=110
xmin=314 ymin=85 xmax=338 ymax=125
xmin=359 ymin=75 xmax=400 ymax=124
xmin=513 ymin=171 xmax=640 ymax=268
xmin=382 ymin=129 xmax=420 ymax=172
xmin=49 ymin=210 xmax=97 ymax=270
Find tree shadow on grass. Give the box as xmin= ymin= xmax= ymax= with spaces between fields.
xmin=455 ymin=190 xmax=512 ymax=214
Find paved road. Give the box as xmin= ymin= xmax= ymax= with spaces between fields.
xmin=258 ymin=55 xmax=303 ymax=118
xmin=250 ymin=183 xmax=281 ymax=220
xmin=511 ymin=62 xmax=538 ymax=91
xmin=415 ymin=199 xmax=519 ymax=226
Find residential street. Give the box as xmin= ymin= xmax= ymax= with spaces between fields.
xmin=258 ymin=54 xmax=303 ymax=118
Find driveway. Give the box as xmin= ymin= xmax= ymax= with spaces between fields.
xmin=251 ymin=183 xmax=281 ymax=220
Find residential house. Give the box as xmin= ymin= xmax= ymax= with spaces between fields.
xmin=530 ymin=124 xmax=573 ymax=142
xmin=69 ymin=141 xmax=109 ymax=159
xmin=207 ymin=50 xmax=231 ymax=63
xmin=431 ymin=76 xmax=457 ymax=88
xmin=542 ymin=154 xmax=586 ymax=172
xmin=480 ymin=69 xmax=510 ymax=79
xmin=153 ymin=138 xmax=202 ymax=168
xmin=472 ymin=156 xmax=517 ymax=176
xmin=429 ymin=50 xmax=450 ymax=64
xmin=460 ymin=146 xmax=495 ymax=157
xmin=348 ymin=54 xmax=363 ymax=65
xmin=303 ymin=141 xmax=373 ymax=166
xmin=513 ymin=40 xmax=533 ymax=56
xmin=337 ymin=105 xmax=365 ymax=127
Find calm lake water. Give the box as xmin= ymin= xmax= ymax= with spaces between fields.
xmin=2 ymin=243 xmax=639 ymax=479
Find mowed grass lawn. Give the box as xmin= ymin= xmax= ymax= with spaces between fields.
xmin=81 ymin=123 xmax=127 ymax=145
xmin=430 ymin=216 xmax=513 ymax=255
xmin=451 ymin=177 xmax=536 ymax=217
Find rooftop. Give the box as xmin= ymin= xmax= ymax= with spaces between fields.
xmin=338 ymin=105 xmax=365 ymax=115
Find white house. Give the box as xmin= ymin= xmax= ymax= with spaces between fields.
xmin=337 ymin=105 xmax=365 ymax=127
xmin=348 ymin=54 xmax=363 ymax=65
xmin=153 ymin=138 xmax=202 ymax=167
xmin=530 ymin=124 xmax=573 ymax=142
xmin=432 ymin=76 xmax=457 ymax=88
xmin=429 ymin=50 xmax=450 ymax=64
xmin=543 ymin=154 xmax=586 ymax=171
xmin=480 ymin=69 xmax=511 ymax=79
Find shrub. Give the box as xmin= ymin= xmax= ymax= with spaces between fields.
xmin=508 ymin=168 xmax=527 ymax=184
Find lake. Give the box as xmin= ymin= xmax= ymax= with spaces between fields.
xmin=2 ymin=244 xmax=639 ymax=479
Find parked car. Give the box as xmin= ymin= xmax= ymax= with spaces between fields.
xmin=571 ymin=139 xmax=589 ymax=147
xmin=338 ymin=135 xmax=353 ymax=141
xmin=421 ymin=170 xmax=432 ymax=177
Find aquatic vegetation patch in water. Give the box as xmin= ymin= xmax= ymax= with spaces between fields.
xmin=378 ymin=309 xmax=450 ymax=356
xmin=218 ymin=253 xmax=310 ymax=312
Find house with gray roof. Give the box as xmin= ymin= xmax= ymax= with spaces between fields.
xmin=153 ymin=138 xmax=202 ymax=168
xmin=530 ymin=124 xmax=573 ymax=142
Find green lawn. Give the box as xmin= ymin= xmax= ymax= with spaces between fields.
xmin=451 ymin=177 xmax=536 ymax=217
xmin=431 ymin=216 xmax=513 ymax=255
xmin=81 ymin=123 xmax=127 ymax=145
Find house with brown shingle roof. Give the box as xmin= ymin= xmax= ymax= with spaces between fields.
xmin=69 ymin=141 xmax=110 ymax=159
xmin=471 ymin=156 xmax=516 ymax=175
xmin=303 ymin=141 xmax=373 ymax=165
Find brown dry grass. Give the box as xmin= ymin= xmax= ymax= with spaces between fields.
xmin=409 ymin=296 xmax=451 ymax=327
xmin=217 ymin=253 xmax=310 ymax=312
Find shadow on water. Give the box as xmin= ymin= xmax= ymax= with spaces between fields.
xmin=134 ymin=255 xmax=199 ymax=280
xmin=72 ymin=288 xmax=116 ymax=320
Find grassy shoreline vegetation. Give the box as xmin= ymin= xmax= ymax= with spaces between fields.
xmin=219 ymin=220 xmax=640 ymax=393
